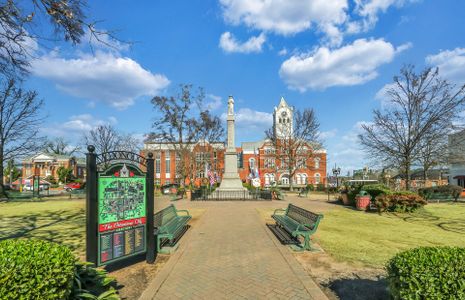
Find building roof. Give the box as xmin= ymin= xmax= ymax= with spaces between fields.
xmin=23 ymin=152 xmax=81 ymax=163
xmin=143 ymin=140 xmax=225 ymax=151
xmin=241 ymin=140 xmax=266 ymax=151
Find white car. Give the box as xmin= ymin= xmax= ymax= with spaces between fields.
xmin=23 ymin=184 xmax=49 ymax=191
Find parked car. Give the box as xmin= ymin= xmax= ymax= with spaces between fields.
xmin=64 ymin=182 xmax=82 ymax=192
xmin=23 ymin=184 xmax=49 ymax=191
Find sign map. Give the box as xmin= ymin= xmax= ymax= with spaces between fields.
xmin=97 ymin=164 xmax=147 ymax=266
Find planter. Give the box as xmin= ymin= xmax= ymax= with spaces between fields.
xmin=186 ymin=190 xmax=192 ymax=201
xmin=340 ymin=193 xmax=350 ymax=205
xmin=356 ymin=195 xmax=371 ymax=211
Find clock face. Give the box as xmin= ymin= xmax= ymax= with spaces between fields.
xmin=281 ymin=111 xmax=287 ymax=117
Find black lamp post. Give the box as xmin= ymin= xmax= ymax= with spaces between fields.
xmin=332 ymin=164 xmax=341 ymax=188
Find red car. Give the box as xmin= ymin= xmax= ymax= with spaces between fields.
xmin=64 ymin=182 xmax=82 ymax=192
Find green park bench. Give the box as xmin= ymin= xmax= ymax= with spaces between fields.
xmin=69 ymin=189 xmax=85 ymax=199
xmin=272 ymin=204 xmax=323 ymax=251
xmin=154 ymin=204 xmax=191 ymax=252
xmin=425 ymin=193 xmax=458 ymax=202
xmin=298 ymin=187 xmax=309 ymax=198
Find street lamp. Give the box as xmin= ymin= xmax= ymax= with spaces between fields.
xmin=332 ymin=164 xmax=341 ymax=188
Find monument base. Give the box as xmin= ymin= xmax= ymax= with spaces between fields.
xmin=216 ymin=149 xmax=247 ymax=192
xmin=216 ymin=174 xmax=247 ymax=191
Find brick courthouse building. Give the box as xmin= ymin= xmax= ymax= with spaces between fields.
xmin=142 ymin=98 xmax=326 ymax=188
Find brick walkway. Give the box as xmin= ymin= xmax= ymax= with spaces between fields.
xmin=141 ymin=200 xmax=328 ymax=299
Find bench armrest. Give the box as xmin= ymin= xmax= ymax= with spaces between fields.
xmin=295 ymin=223 xmax=312 ymax=231
xmin=176 ymin=209 xmax=190 ymax=217
xmin=273 ymin=208 xmax=286 ymax=215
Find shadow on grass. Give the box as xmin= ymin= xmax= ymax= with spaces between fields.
xmin=388 ymin=209 xmax=465 ymax=233
xmin=326 ymin=276 xmax=389 ymax=300
xmin=0 ymin=209 xmax=86 ymax=254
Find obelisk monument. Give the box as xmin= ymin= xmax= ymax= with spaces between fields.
xmin=217 ymin=95 xmax=246 ymax=191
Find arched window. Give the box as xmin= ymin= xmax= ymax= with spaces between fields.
xmin=314 ymin=173 xmax=321 ymax=184
xmin=280 ymin=174 xmax=290 ymax=185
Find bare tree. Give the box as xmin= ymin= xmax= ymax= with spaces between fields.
xmin=148 ymin=84 xmax=224 ymax=187
xmin=265 ymin=109 xmax=321 ymax=191
xmin=84 ymin=124 xmax=142 ymax=155
xmin=1 ymin=0 xmax=124 ymax=77
xmin=118 ymin=133 xmax=142 ymax=153
xmin=0 ymin=78 xmax=44 ymax=193
xmin=416 ymin=130 xmax=448 ymax=181
xmin=84 ymin=124 xmax=121 ymax=154
xmin=45 ymin=137 xmax=80 ymax=155
xmin=359 ymin=65 xmax=465 ymax=190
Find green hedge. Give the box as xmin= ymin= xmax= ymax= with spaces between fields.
xmin=0 ymin=239 xmax=75 ymax=299
xmin=0 ymin=239 xmax=119 ymax=300
xmin=374 ymin=191 xmax=426 ymax=213
xmin=362 ymin=184 xmax=392 ymax=198
xmin=418 ymin=185 xmax=463 ymax=201
xmin=386 ymin=246 xmax=465 ymax=299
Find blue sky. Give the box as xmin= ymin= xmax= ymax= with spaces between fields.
xmin=26 ymin=0 xmax=465 ymax=174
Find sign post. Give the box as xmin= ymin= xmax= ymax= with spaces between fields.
xmin=86 ymin=145 xmax=155 ymax=267
xmin=33 ymin=175 xmax=40 ymax=198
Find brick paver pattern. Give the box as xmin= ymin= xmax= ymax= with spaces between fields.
xmin=151 ymin=203 xmax=319 ymax=299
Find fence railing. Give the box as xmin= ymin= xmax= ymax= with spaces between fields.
xmin=191 ymin=189 xmax=272 ymax=201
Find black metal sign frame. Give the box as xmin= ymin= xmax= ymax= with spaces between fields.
xmin=86 ymin=145 xmax=155 ymax=267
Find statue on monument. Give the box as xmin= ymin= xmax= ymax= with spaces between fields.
xmin=228 ymin=96 xmax=234 ymax=115
xmin=216 ymin=95 xmax=247 ymax=192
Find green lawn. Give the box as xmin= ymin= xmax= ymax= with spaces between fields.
xmin=0 ymin=199 xmax=86 ymax=257
xmin=314 ymin=203 xmax=465 ymax=268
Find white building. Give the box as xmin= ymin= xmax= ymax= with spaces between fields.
xmin=448 ymin=129 xmax=465 ymax=189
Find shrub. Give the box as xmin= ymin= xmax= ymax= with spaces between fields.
xmin=45 ymin=175 xmax=57 ymax=185
xmin=306 ymin=184 xmax=314 ymax=191
xmin=374 ymin=192 xmax=427 ymax=213
xmin=386 ymin=246 xmax=465 ymax=300
xmin=418 ymin=185 xmax=463 ymax=201
xmin=316 ymin=183 xmax=325 ymax=191
xmin=0 ymin=239 xmax=119 ymax=300
xmin=0 ymin=239 xmax=75 ymax=299
xmin=362 ymin=184 xmax=392 ymax=199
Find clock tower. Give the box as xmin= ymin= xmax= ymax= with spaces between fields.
xmin=273 ymin=97 xmax=294 ymax=138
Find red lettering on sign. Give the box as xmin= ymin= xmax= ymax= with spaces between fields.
xmin=99 ymin=217 xmax=146 ymax=232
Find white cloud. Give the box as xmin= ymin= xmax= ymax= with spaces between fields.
xmin=219 ymin=32 xmax=266 ymax=53
xmin=375 ymin=82 xmax=398 ymax=106
xmin=319 ymin=129 xmax=338 ymax=140
xmin=353 ymin=0 xmax=418 ymax=32
xmin=327 ymin=121 xmax=372 ymax=173
xmin=220 ymin=0 xmax=347 ymax=46
xmin=219 ymin=0 xmax=418 ymax=47
xmin=43 ymin=114 xmax=117 ymax=138
xmin=426 ymin=48 xmax=465 ymax=84
xmin=278 ymin=48 xmax=288 ymax=56
xmin=221 ymin=107 xmax=272 ymax=128
xmin=279 ymin=38 xmax=409 ymax=91
xmin=205 ymin=94 xmax=223 ymax=111
xmin=32 ymin=51 xmax=170 ymax=109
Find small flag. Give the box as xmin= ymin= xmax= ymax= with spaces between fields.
xmin=208 ymin=168 xmax=215 ymax=185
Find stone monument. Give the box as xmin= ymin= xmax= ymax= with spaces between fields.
xmin=216 ymin=95 xmax=247 ymax=191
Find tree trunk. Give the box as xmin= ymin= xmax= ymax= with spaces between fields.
xmin=0 ymin=150 xmax=5 ymax=198
xmin=405 ymin=163 xmax=411 ymax=191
